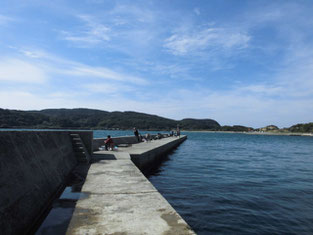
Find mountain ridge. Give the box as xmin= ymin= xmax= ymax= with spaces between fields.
xmin=0 ymin=108 xmax=220 ymax=130
xmin=0 ymin=108 xmax=312 ymax=133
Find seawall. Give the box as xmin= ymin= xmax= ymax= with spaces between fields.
xmin=0 ymin=131 xmax=192 ymax=234
xmin=67 ymin=135 xmax=194 ymax=234
xmin=0 ymin=130 xmax=93 ymax=235
xmin=93 ymin=136 xmax=139 ymax=151
xmin=122 ymin=135 xmax=187 ymax=172
xmin=93 ymin=134 xmax=184 ymax=172
xmin=93 ymin=134 xmax=162 ymax=151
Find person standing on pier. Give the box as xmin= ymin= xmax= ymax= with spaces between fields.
xmin=133 ymin=127 xmax=140 ymax=142
xmin=176 ymin=125 xmax=180 ymax=138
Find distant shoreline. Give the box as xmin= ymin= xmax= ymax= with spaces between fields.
xmin=184 ymin=130 xmax=313 ymax=136
xmin=1 ymin=128 xmax=313 ymax=137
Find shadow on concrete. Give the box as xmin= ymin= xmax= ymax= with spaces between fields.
xmin=91 ymin=153 xmax=116 ymax=162
xmin=34 ymin=152 xmax=120 ymax=234
xmin=32 ymin=162 xmax=91 ymax=235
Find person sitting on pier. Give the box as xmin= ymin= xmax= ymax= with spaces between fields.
xmin=104 ymin=135 xmax=114 ymax=150
xmin=155 ymin=133 xmax=163 ymax=139
xmin=143 ymin=133 xmax=151 ymax=142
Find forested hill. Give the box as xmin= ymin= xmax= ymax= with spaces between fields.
xmin=0 ymin=108 xmax=221 ymax=130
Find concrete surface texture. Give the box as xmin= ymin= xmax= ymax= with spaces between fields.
xmin=70 ymin=131 xmax=93 ymax=155
xmin=0 ymin=131 xmax=93 ymax=235
xmin=0 ymin=131 xmax=75 ymax=234
xmin=93 ymin=135 xmax=140 ymax=151
xmin=119 ymin=136 xmax=187 ymax=171
xmin=67 ymin=136 xmax=194 ymax=235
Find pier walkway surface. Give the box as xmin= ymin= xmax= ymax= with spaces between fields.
xmin=66 ymin=136 xmax=195 ymax=235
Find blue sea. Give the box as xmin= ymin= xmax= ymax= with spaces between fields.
xmin=15 ymin=129 xmax=312 ymax=234
xmin=147 ymin=132 xmax=313 ymax=234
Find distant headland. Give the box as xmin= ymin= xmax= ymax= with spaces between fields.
xmin=0 ymin=108 xmax=312 ymax=134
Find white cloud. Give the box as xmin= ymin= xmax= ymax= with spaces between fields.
xmin=65 ymin=65 xmax=147 ymax=85
xmin=0 ymin=57 xmax=310 ymax=128
xmin=193 ymin=8 xmax=200 ymax=16
xmin=16 ymin=48 xmax=148 ymax=86
xmin=0 ymin=59 xmax=47 ymax=83
xmin=59 ymin=4 xmax=162 ymax=54
xmin=152 ymin=63 xmax=190 ymax=78
xmin=21 ymin=50 xmax=46 ymax=58
xmin=143 ymin=87 xmax=313 ymax=128
xmin=239 ymin=84 xmax=283 ymax=96
xmin=0 ymin=14 xmax=13 ymax=25
xmin=61 ymin=14 xmax=110 ymax=45
xmin=164 ymin=27 xmax=250 ymax=56
xmin=2 ymin=2 xmax=312 ymax=128
xmin=0 ymin=91 xmax=38 ymax=109
xmin=0 ymin=90 xmax=86 ymax=110
xmin=83 ymin=82 xmax=134 ymax=94
xmin=109 ymin=4 xmax=156 ymax=24
xmin=48 ymin=91 xmax=83 ymax=98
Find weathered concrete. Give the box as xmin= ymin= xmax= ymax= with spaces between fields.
xmin=93 ymin=135 xmax=145 ymax=151
xmin=94 ymin=135 xmax=186 ymax=171
xmin=70 ymin=131 xmax=93 ymax=155
xmin=0 ymin=131 xmax=93 ymax=235
xmin=0 ymin=131 xmax=190 ymax=234
xmin=93 ymin=134 xmax=171 ymax=151
xmin=66 ymin=137 xmax=194 ymax=234
xmin=121 ymin=136 xmax=187 ymax=172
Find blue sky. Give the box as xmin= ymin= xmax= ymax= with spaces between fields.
xmin=0 ymin=0 xmax=313 ymax=128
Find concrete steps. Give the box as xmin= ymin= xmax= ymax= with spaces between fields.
xmin=70 ymin=134 xmax=91 ymax=163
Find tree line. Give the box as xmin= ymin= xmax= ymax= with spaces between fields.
xmin=0 ymin=108 xmax=312 ymax=133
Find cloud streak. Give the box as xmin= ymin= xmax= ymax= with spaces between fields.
xmin=0 ymin=59 xmax=47 ymax=83
xmin=83 ymin=82 xmax=134 ymax=95
xmin=65 ymin=65 xmax=147 ymax=85
xmin=0 ymin=14 xmax=14 ymax=25
xmin=19 ymin=48 xmax=148 ymax=85
xmin=164 ymin=27 xmax=250 ymax=56
xmin=61 ymin=15 xmax=110 ymax=46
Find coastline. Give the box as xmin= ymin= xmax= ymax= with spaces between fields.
xmin=183 ymin=130 xmax=313 ymax=137
xmin=1 ymin=128 xmax=312 ymax=137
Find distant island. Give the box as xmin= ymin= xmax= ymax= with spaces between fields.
xmin=0 ymin=108 xmax=312 ymax=133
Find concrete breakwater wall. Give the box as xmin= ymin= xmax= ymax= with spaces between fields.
xmin=0 ymin=131 xmax=190 ymax=234
xmin=93 ymin=136 xmax=139 ymax=151
xmin=130 ymin=136 xmax=187 ymax=171
xmin=0 ymin=131 xmax=93 ymax=235
xmin=67 ymin=136 xmax=193 ymax=234
xmin=93 ymin=135 xmax=186 ymax=172
xmin=93 ymin=134 xmax=162 ymax=151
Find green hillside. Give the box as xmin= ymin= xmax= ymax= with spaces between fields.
xmin=0 ymin=108 xmax=220 ymax=130
xmin=288 ymin=122 xmax=313 ymax=133
xmin=1 ymin=108 xmax=312 ymax=133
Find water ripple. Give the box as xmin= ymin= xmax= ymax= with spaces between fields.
xmin=148 ymin=132 xmax=313 ymax=234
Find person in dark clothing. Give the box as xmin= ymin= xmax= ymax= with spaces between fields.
xmin=176 ymin=125 xmax=180 ymax=138
xmin=104 ymin=135 xmax=114 ymax=150
xmin=170 ymin=130 xmax=174 ymax=136
xmin=133 ymin=127 xmax=140 ymax=142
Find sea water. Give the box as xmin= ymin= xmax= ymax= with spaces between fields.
xmin=147 ymin=132 xmax=313 ymax=234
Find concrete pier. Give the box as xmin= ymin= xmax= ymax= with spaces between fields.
xmin=120 ymin=135 xmax=187 ymax=172
xmin=67 ymin=136 xmax=195 ymax=234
